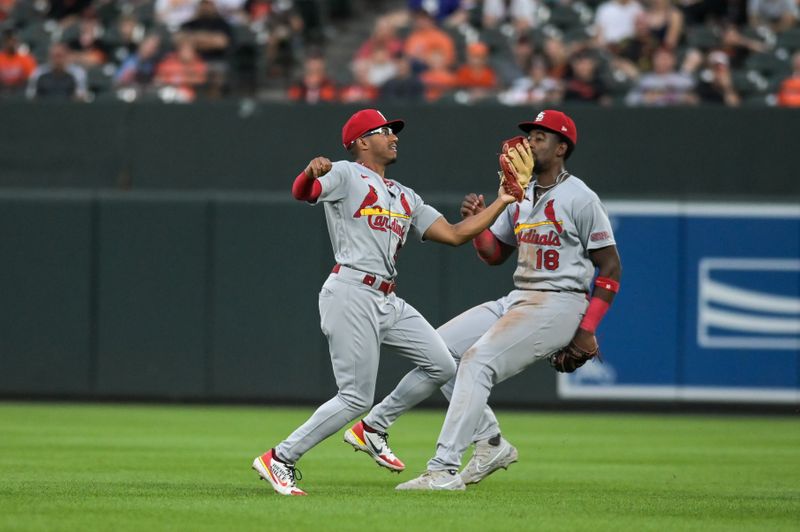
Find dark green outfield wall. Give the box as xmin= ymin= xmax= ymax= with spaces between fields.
xmin=0 ymin=191 xmax=555 ymax=404
xmin=1 ymin=102 xmax=799 ymax=199
xmin=1 ymin=103 xmax=797 ymax=404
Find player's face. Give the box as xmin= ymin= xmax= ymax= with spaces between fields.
xmin=526 ymin=129 xmax=564 ymax=170
xmin=362 ymin=127 xmax=399 ymax=164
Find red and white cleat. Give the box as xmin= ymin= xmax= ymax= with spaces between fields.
xmin=344 ymin=420 xmax=405 ymax=472
xmin=252 ymin=449 xmax=307 ymax=496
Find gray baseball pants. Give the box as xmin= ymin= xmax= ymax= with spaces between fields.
xmin=275 ymin=269 xmax=456 ymax=464
xmin=364 ymin=289 xmax=587 ymax=470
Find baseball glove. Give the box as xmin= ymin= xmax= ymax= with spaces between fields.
xmin=549 ymin=341 xmax=602 ymax=373
xmin=498 ymin=136 xmax=535 ymax=202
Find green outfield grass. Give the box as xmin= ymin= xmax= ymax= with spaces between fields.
xmin=0 ymin=403 xmax=798 ymax=532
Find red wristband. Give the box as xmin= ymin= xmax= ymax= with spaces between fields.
xmin=579 ymin=297 xmax=609 ymax=334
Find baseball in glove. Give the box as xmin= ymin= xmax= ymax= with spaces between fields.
xmin=549 ymin=341 xmax=602 ymax=373
xmin=498 ymin=136 xmax=535 ymax=202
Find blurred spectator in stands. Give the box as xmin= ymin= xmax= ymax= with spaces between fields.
xmin=340 ymin=59 xmax=378 ymax=103
xmin=694 ymin=49 xmax=741 ymax=105
xmin=748 ymin=0 xmax=798 ymax=32
xmin=594 ymin=0 xmax=644 ymax=52
xmin=357 ymin=45 xmax=399 ymax=88
xmin=679 ymin=22 xmax=765 ymax=74
xmin=178 ymin=0 xmax=233 ymax=97
xmin=48 ymin=0 xmax=93 ymax=27
xmin=776 ymin=50 xmax=800 ymax=106
xmin=380 ymin=56 xmax=425 ymax=102
xmin=718 ymin=21 xmax=768 ymax=68
xmin=355 ymin=17 xmax=403 ymax=62
xmin=66 ymin=10 xmax=109 ymax=69
xmin=0 ymin=28 xmax=37 ymax=95
xmin=563 ymin=51 xmax=611 ymax=105
xmin=407 ymin=0 xmax=471 ymax=27
xmin=351 ymin=20 xmax=402 ymax=92
xmin=626 ymin=46 xmax=697 ymax=105
xmin=454 ymin=41 xmax=498 ymax=102
xmin=420 ymin=47 xmax=456 ymax=101
xmin=110 ymin=13 xmax=147 ymax=64
xmin=287 ymin=54 xmax=337 ymax=103
xmin=214 ymin=0 xmax=248 ymax=25
xmin=403 ymin=9 xmax=456 ymax=71
xmin=179 ymin=0 xmax=233 ymax=62
xmin=617 ymin=13 xmax=659 ymax=74
xmin=26 ymin=42 xmax=88 ymax=100
xmin=675 ymin=0 xmax=729 ymax=25
xmin=0 ymin=0 xmax=15 ymax=23
xmin=155 ymin=37 xmax=207 ymax=101
xmin=115 ymin=34 xmax=162 ymax=88
xmin=495 ymin=33 xmax=536 ymax=85
xmin=251 ymin=0 xmax=304 ymax=80
xmin=498 ymin=55 xmax=562 ymax=105
xmin=482 ymin=0 xmax=542 ymax=32
xmin=156 ymin=0 xmax=200 ymax=31
xmin=642 ymin=0 xmax=684 ymax=50
xmin=245 ymin=0 xmax=270 ymax=24
xmin=542 ymin=36 xmax=570 ymax=79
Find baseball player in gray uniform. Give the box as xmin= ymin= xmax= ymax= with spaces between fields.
xmin=251 ymin=108 xmax=518 ymax=496
xmin=353 ymin=110 xmax=622 ymax=490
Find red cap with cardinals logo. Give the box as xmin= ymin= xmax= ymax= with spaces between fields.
xmin=342 ymin=109 xmax=405 ymax=149
xmin=518 ymin=110 xmax=577 ymax=151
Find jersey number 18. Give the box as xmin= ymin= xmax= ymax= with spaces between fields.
xmin=535 ymin=248 xmax=560 ymax=271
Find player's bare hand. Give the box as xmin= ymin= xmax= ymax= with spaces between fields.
xmin=497 ymin=183 xmax=517 ymax=205
xmin=305 ymin=157 xmax=333 ymax=178
xmin=460 ymin=193 xmax=486 ymax=218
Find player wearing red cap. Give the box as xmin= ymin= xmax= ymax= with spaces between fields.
xmin=251 ymin=109 xmax=518 ymax=496
xmin=353 ymin=109 xmax=621 ymax=490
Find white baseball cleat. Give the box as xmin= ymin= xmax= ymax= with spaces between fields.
xmin=252 ymin=449 xmax=307 ymax=496
xmin=344 ymin=420 xmax=405 ymax=472
xmin=395 ymin=470 xmax=466 ymax=491
xmin=460 ymin=435 xmax=518 ymax=485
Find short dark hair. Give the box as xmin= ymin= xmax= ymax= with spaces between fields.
xmin=560 ymin=135 xmax=575 ymax=159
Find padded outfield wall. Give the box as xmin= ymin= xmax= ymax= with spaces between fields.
xmin=0 ymin=191 xmax=797 ymax=406
xmin=2 ymin=102 xmax=800 ymax=198
xmin=0 ymin=103 xmax=798 ymax=406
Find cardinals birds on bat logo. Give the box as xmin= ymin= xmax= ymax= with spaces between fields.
xmin=353 ymin=185 xmax=380 ymax=218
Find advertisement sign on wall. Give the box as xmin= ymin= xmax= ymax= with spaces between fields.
xmin=559 ymin=202 xmax=800 ymax=404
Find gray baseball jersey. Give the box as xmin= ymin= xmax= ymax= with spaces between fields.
xmin=274 ymin=160 xmax=456 ymax=465
xmin=363 ymin=174 xmax=619 ymax=471
xmin=316 ymin=160 xmax=443 ymax=278
xmin=490 ymin=174 xmax=616 ymax=292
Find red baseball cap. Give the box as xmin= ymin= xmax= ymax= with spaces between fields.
xmin=518 ymin=109 xmax=577 ymax=148
xmin=341 ymin=109 xmax=405 ymax=149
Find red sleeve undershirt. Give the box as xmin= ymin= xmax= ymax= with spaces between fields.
xmin=292 ymin=171 xmax=322 ymax=202
xmin=472 ymin=229 xmax=503 ymax=265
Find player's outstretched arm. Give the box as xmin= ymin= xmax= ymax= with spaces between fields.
xmin=423 ymin=187 xmax=516 ymax=246
xmin=291 ymin=156 xmax=332 ymax=202
xmin=460 ymin=193 xmax=515 ymax=265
